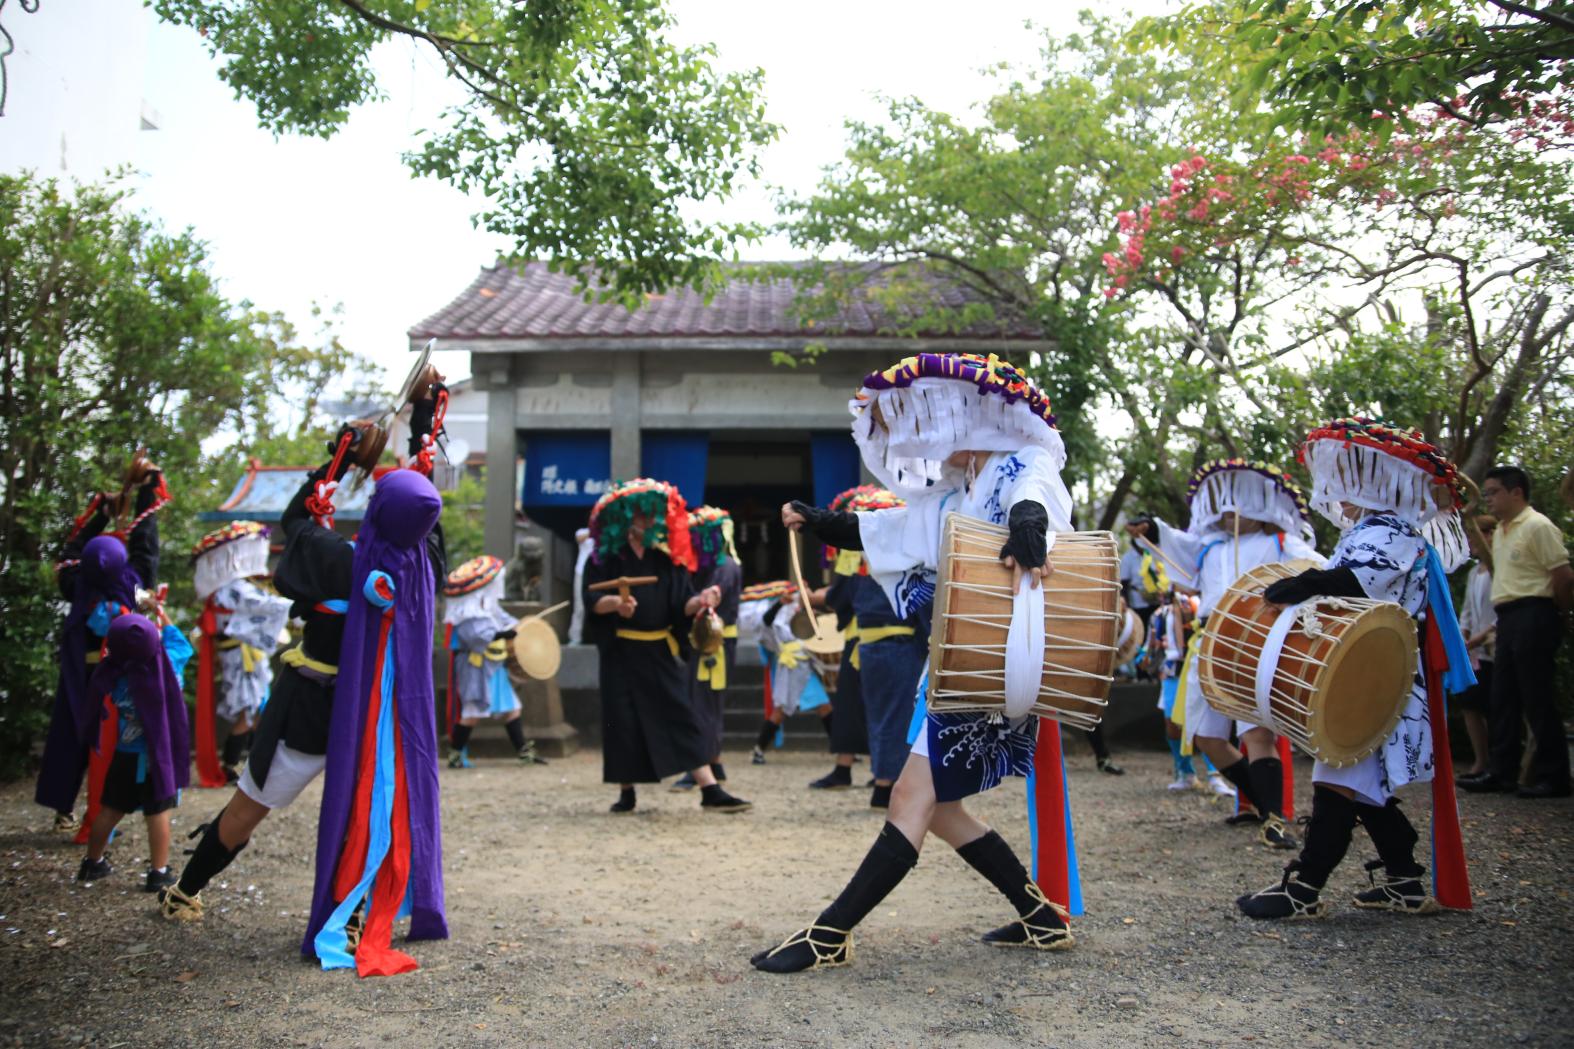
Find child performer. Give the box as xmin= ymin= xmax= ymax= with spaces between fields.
xmin=443 ymin=555 xmax=538 ymax=767
xmin=676 ymin=506 xmax=743 ymax=788
xmin=36 ymin=462 xmax=166 ymax=831
xmin=191 ymin=522 xmax=293 ymax=786
xmin=583 ymin=479 xmax=752 ymax=814
xmin=753 ymin=352 xmax=1078 ymax=973
xmin=77 ymin=613 xmax=193 ymax=891
xmin=816 ymin=485 xmax=924 ymax=808
xmin=1239 ymin=419 xmax=1474 ymax=919
xmin=1126 ymin=460 xmax=1321 ymax=848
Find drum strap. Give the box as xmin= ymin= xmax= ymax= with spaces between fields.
xmin=1002 ymin=535 xmax=1054 ymax=719
xmin=1253 ymin=604 xmax=1303 ymax=727
xmin=616 ymin=628 xmax=680 ymax=660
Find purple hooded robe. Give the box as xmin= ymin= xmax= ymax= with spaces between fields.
xmin=85 ymin=616 xmax=191 ymax=801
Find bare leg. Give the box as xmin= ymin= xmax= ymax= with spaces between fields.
xmin=145 ymin=811 xmax=172 ymax=870
xmin=217 ymin=789 xmax=271 ymax=851
xmin=885 ymin=751 xmax=940 ymax=851
xmin=1463 ymin=710 xmax=1489 ymax=775
xmin=86 ymin=806 xmax=125 ymax=861
xmin=1195 ymin=734 xmax=1243 ymax=770
xmin=1240 ymin=726 xmax=1276 ymax=761
xmin=928 ymin=800 xmax=990 ymax=849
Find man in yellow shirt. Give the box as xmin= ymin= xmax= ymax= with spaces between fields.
xmin=1459 ymin=466 xmax=1574 ymax=799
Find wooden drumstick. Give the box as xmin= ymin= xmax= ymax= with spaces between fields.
xmin=1132 ymin=533 xmax=1192 ymax=582
xmin=510 ymin=600 xmax=571 ymax=631
xmin=588 ymin=576 xmax=658 ymax=601
xmin=786 ymin=529 xmax=824 ymax=641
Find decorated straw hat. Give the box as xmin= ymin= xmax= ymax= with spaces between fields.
xmin=588 ymin=478 xmax=696 ymax=571
xmin=1185 ymin=459 xmax=1312 ymax=540
xmin=511 ymin=617 xmax=562 ymax=680
xmin=823 ymin=485 xmax=904 ymax=574
xmin=191 ymin=521 xmax=271 ymax=601
xmin=850 ymin=352 xmax=1064 ymax=497
xmin=1299 ymin=417 xmax=1467 ymax=569
xmin=686 ymin=505 xmax=737 ymax=570
xmin=444 ymin=555 xmax=504 ymax=597
xmin=740 ymin=580 xmax=798 ymax=604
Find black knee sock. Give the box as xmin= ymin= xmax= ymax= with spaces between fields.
xmin=504 ymin=719 xmax=527 ymax=752
xmin=221 ymin=732 xmax=246 ymax=767
xmin=1249 ymin=757 xmax=1284 ymax=818
xmin=452 ymin=724 xmax=473 ymax=751
xmin=1219 ymin=757 xmax=1263 ymax=812
xmin=1087 ymin=725 xmax=1111 ymax=762
xmin=817 ymin=821 xmax=919 ymax=933
xmin=1296 ymin=785 xmax=1358 ymax=888
xmin=755 ymin=720 xmax=778 ymax=750
xmin=1356 ymin=799 xmax=1423 ymax=877
xmin=820 ymin=712 xmax=834 ymax=739
xmin=176 ymin=820 xmax=247 ymax=896
xmin=955 ymin=830 xmax=1042 ymax=917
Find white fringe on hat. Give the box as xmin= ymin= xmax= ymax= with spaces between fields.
xmin=849 ymin=378 xmax=1067 ymax=497
xmin=193 ymin=532 xmax=271 ymax=602
xmin=1304 ymin=439 xmax=1470 ymax=572
xmin=1188 ymin=469 xmax=1312 ymax=542
xmin=442 ymin=570 xmax=515 ymax=630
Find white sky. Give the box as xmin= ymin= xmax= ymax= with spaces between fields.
xmin=123 ymin=0 xmax=1176 ymax=387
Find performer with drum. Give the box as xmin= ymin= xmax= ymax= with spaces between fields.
xmin=1126 ymin=459 xmax=1321 ymax=848
xmin=674 ymin=506 xmax=743 ymax=790
xmin=753 ymin=352 xmax=1081 ymax=974
xmin=36 ymin=455 xmax=168 ymax=832
xmin=1239 ymin=419 xmax=1474 ymax=920
xmin=583 ymin=479 xmax=752 ymax=815
xmin=160 ymin=365 xmax=448 ymax=925
xmin=443 ymin=555 xmax=541 ymax=768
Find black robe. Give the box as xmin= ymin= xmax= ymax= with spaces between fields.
xmin=687 ymin=560 xmax=741 ymax=759
xmin=823 ymin=575 xmax=868 ymax=756
xmin=583 ymin=545 xmax=709 ymax=783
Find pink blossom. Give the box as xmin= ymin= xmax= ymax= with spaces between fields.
xmin=1348 ymin=156 xmax=1368 ymax=171
xmin=1189 ymin=155 xmax=1207 ymax=172
xmin=1170 ymin=245 xmax=1185 ymax=263
xmin=1114 ymin=275 xmax=1128 ymax=288
xmin=1170 ymin=179 xmax=1188 ymax=196
xmin=1287 ymin=256 xmax=1301 ymax=267
xmin=1103 ymin=287 xmax=1119 ymax=299
xmin=1117 ymin=210 xmax=1135 ymax=232
xmin=1286 ymin=154 xmax=1310 ymax=165
xmin=1139 ymin=204 xmax=1151 ymax=220
xmin=1171 ymin=163 xmax=1188 ymax=178
xmin=1187 ymin=202 xmax=1209 ymax=222
xmin=1317 ymin=147 xmax=1341 ymax=163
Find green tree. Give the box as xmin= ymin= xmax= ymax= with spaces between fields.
xmin=151 ymin=0 xmax=779 ymax=300
xmin=777 ymin=13 xmax=1231 ymax=526
xmin=1142 ymin=1 xmax=1574 ymax=135
xmin=0 ymin=172 xmax=373 ymax=776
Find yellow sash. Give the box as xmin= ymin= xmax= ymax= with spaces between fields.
xmin=616 ymin=628 xmax=680 ymax=660
xmin=846 ymin=617 xmax=916 ymax=671
xmin=281 ymin=644 xmax=338 ymax=677
xmin=468 ymin=638 xmax=509 ymax=667
xmin=696 ymin=623 xmax=739 ymax=691
xmin=84 ymin=650 xmax=101 ymax=665
xmin=1173 ymin=631 xmax=1202 ymax=755
xmin=776 ymin=640 xmax=805 ymax=670
xmin=722 ymin=624 xmax=739 ymax=639
xmin=216 ymin=637 xmax=266 ymax=673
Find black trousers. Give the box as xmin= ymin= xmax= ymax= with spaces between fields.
xmin=1488 ymin=598 xmax=1569 ymax=789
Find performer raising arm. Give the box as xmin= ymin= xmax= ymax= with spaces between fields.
xmin=753 ymin=353 xmax=1079 ymax=974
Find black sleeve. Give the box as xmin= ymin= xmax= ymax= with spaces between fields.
xmin=407 ymin=384 xmax=445 ymax=458
xmin=790 ymin=501 xmax=862 ymax=551
xmin=426 ymin=520 xmax=448 ymax=585
xmin=57 ymin=505 xmax=110 ymax=599
xmin=999 ymin=500 xmax=1049 ymax=569
xmin=127 ymin=476 xmax=161 ymax=588
xmin=282 ymin=444 xmax=356 ymax=541
xmin=1262 ymin=566 xmax=1365 ymax=605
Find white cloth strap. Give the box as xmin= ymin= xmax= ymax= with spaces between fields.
xmin=1002 ymin=534 xmax=1055 ymax=719
xmin=1253 ymin=602 xmax=1302 ymax=727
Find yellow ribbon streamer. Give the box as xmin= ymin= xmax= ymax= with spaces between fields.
xmin=1172 ymin=630 xmax=1203 ymax=755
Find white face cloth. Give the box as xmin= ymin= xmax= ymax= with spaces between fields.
xmin=194 ymin=533 xmax=272 ymax=602
xmin=443 ymin=571 xmax=515 ymax=630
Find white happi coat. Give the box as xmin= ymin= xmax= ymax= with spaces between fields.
xmin=1310 ymin=514 xmax=1435 ymax=805
xmin=211 ymin=579 xmax=292 ymax=722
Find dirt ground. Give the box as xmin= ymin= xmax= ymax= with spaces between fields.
xmin=1 ymin=745 xmax=1571 ymax=1049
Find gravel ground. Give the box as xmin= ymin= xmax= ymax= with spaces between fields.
xmin=1 ymin=746 xmax=1571 ymax=1049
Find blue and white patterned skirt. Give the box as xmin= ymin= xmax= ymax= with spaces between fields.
xmin=907 ymin=672 xmax=1037 ymax=802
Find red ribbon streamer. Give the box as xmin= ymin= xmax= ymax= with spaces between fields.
xmin=74 ymin=697 xmax=118 ymax=845
xmin=1031 ymin=718 xmax=1071 ymax=910
xmin=192 ymin=598 xmax=227 ymax=788
xmin=1424 ymin=615 xmax=1472 ymax=910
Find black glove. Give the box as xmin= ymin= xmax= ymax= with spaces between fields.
xmin=1262 ymin=566 xmax=1364 ymax=605
xmin=999 ymin=500 xmax=1049 ymax=569
xmin=133 ymin=473 xmax=162 ymax=512
xmin=791 ymin=500 xmax=862 ymax=551
xmin=408 ymin=385 xmax=446 ymax=457
xmin=495 ymin=628 xmax=518 ymax=641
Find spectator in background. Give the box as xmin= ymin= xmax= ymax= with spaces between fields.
xmin=1461 ymin=466 xmax=1573 ymax=799
xmin=1119 ymin=540 xmax=1156 ymax=632
xmin=1454 ymin=516 xmax=1497 ymax=781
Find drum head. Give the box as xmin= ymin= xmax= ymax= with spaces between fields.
xmin=803 ymin=613 xmax=843 ymax=655
xmin=1309 ymin=604 xmax=1418 ymax=766
xmin=511 ymin=618 xmax=562 ymax=680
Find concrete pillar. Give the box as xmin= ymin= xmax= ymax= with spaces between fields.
xmin=610 ymin=350 xmax=641 ymax=479
xmin=483 ymin=364 xmax=517 ymax=559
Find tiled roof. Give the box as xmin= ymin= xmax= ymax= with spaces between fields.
xmin=199 ymin=462 xmax=373 ymax=523
xmin=409 ymin=261 xmax=1045 ymax=343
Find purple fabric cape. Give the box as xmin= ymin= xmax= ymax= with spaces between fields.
xmin=303 ymin=469 xmax=446 ymax=957
xmin=34 ymin=536 xmax=142 ymax=812
xmin=85 ymin=616 xmax=191 ymax=801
